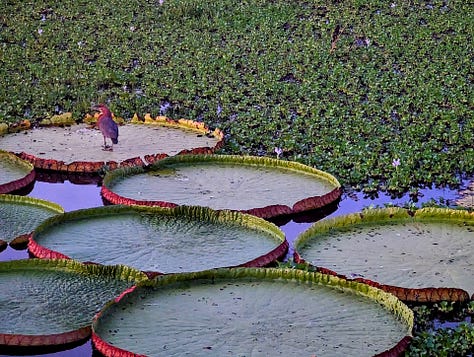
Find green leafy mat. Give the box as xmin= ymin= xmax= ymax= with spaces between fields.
xmin=0 ymin=1 xmax=471 ymax=193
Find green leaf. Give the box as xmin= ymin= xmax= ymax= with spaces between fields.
xmin=93 ymin=267 xmax=413 ymax=356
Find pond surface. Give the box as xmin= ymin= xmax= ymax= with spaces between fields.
xmin=0 ymin=176 xmax=466 ymax=356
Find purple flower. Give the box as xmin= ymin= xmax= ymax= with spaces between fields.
xmin=274 ymin=147 xmax=283 ymax=159
xmin=392 ymin=158 xmax=401 ymax=167
xmin=160 ymin=102 xmax=171 ymax=114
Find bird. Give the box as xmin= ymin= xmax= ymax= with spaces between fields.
xmin=92 ymin=104 xmax=119 ymax=151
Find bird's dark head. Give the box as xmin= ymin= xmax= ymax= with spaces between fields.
xmin=92 ymin=103 xmax=111 ymax=116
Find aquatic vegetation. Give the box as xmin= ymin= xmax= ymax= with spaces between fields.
xmin=0 ymin=0 xmax=471 ymax=194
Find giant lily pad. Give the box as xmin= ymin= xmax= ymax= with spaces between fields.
xmin=0 ymin=116 xmax=223 ymax=173
xmin=0 ymin=150 xmax=35 ymax=194
xmin=0 ymin=194 xmax=63 ymax=250
xmin=29 ymin=205 xmax=287 ymax=274
xmin=101 ymin=154 xmax=342 ymax=219
xmin=92 ymin=268 xmax=413 ymax=357
xmin=456 ymin=180 xmax=474 ymax=208
xmin=0 ymin=259 xmax=148 ymax=350
xmin=294 ymin=207 xmax=474 ymax=302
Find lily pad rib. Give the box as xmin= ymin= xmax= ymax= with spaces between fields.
xmin=0 ymin=194 xmax=64 ymax=249
xmin=309 ymin=265 xmax=471 ymax=303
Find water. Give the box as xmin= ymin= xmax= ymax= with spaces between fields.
xmin=0 ymin=176 xmax=467 ymax=356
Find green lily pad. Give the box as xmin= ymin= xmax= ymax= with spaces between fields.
xmin=101 ymin=154 xmax=342 ymax=219
xmin=92 ymin=268 xmax=413 ymax=357
xmin=0 ymin=259 xmax=148 ymax=348
xmin=0 ymin=150 xmax=35 ymax=194
xmin=29 ymin=205 xmax=287 ymax=274
xmin=0 ymin=194 xmax=63 ymax=249
xmin=294 ymin=207 xmax=474 ymax=302
xmin=0 ymin=120 xmax=223 ymax=173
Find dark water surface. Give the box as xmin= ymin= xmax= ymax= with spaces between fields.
xmin=0 ymin=178 xmax=465 ymax=356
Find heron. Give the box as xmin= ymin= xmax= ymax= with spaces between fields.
xmin=92 ymin=104 xmax=118 ymax=151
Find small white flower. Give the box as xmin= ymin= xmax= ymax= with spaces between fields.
xmin=37 ymin=28 xmax=43 ymax=35
xmin=390 ymin=3 xmax=396 ymax=8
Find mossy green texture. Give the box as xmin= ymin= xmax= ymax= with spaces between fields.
xmin=0 ymin=1 xmax=471 ymax=194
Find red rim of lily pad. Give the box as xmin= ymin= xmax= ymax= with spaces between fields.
xmin=0 ymin=326 xmax=91 ymax=350
xmin=27 ymin=205 xmax=288 ymax=275
xmin=100 ymin=155 xmax=342 ymax=220
xmin=3 ymin=115 xmax=224 ymax=174
xmin=301 ymin=265 xmax=471 ymax=303
xmin=294 ymin=208 xmax=473 ymax=303
xmin=0 ymin=259 xmax=148 ymax=351
xmin=0 ymin=150 xmax=36 ymax=194
xmin=91 ymin=268 xmax=414 ymax=357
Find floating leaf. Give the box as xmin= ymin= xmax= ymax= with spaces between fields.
xmin=0 ymin=259 xmax=148 ymax=349
xmin=0 ymin=150 xmax=35 ymax=194
xmin=0 ymin=194 xmax=63 ymax=249
xmin=92 ymin=268 xmax=413 ymax=356
xmin=0 ymin=120 xmax=223 ymax=173
xmin=294 ymin=207 xmax=474 ymax=302
xmin=101 ymin=154 xmax=342 ymax=219
xmin=29 ymin=205 xmax=287 ymax=274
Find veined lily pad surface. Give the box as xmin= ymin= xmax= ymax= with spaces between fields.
xmin=0 ymin=119 xmax=223 ymax=173
xmin=0 ymin=259 xmax=148 ymax=348
xmin=92 ymin=268 xmax=413 ymax=357
xmin=294 ymin=207 xmax=474 ymax=301
xmin=0 ymin=194 xmax=63 ymax=248
xmin=29 ymin=205 xmax=287 ymax=274
xmin=0 ymin=150 xmax=35 ymax=194
xmin=101 ymin=154 xmax=342 ymax=219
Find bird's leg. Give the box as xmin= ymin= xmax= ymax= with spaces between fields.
xmin=102 ymin=136 xmax=112 ymax=151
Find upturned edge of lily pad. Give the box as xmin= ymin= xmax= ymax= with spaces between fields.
xmin=6 ymin=116 xmax=224 ymax=174
xmin=0 ymin=150 xmax=36 ymax=194
xmin=27 ymin=205 xmax=288 ymax=275
xmin=100 ymin=154 xmax=342 ymax=221
xmin=294 ymin=207 xmax=473 ymax=303
xmin=91 ymin=268 xmax=414 ymax=357
xmin=0 ymin=259 xmax=148 ymax=350
xmin=0 ymin=194 xmax=64 ymax=249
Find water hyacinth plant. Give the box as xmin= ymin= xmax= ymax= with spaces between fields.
xmin=0 ymin=0 xmax=472 ymax=195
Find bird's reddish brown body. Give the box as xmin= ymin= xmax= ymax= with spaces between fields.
xmin=92 ymin=104 xmax=118 ymax=151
